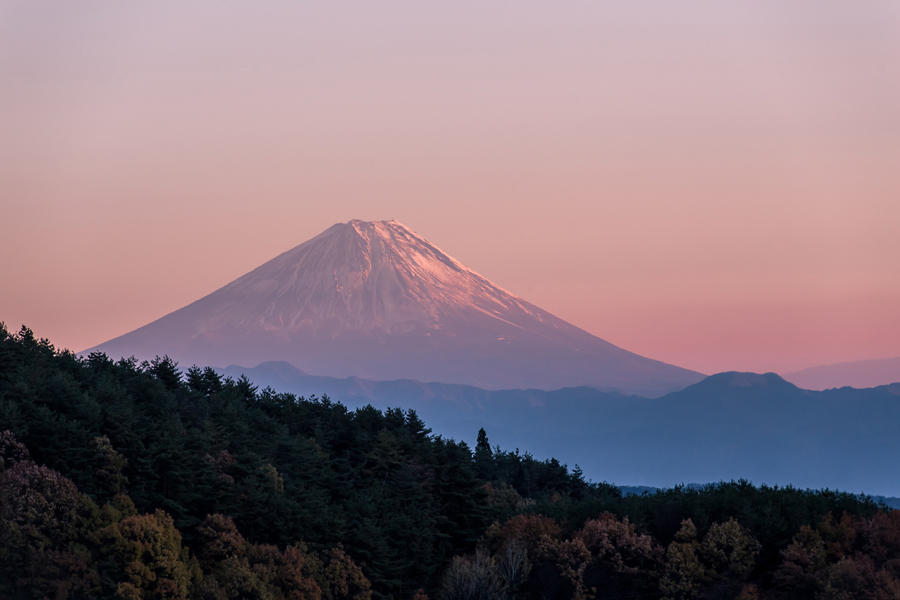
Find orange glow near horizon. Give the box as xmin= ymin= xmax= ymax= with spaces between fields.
xmin=2 ymin=1 xmax=899 ymax=375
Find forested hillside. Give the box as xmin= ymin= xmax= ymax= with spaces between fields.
xmin=221 ymin=361 xmax=900 ymax=496
xmin=1 ymin=324 xmax=898 ymax=599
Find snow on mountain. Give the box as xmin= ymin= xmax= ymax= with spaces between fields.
xmin=85 ymin=220 xmax=703 ymax=396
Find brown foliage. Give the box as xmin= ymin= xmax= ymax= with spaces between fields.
xmin=439 ymin=550 xmax=502 ymax=600
xmin=659 ymin=519 xmax=704 ymax=600
xmin=320 ymin=546 xmax=372 ymax=600
xmin=197 ymin=513 xmax=248 ymax=562
xmin=0 ymin=458 xmax=101 ymax=598
xmin=576 ymin=512 xmax=663 ymax=575
xmin=486 ymin=513 xmax=561 ymax=556
xmin=195 ymin=513 xmax=323 ymax=600
xmin=539 ymin=537 xmax=593 ymax=599
xmin=776 ymin=513 xmax=900 ymax=600
xmin=113 ymin=510 xmax=192 ymax=600
xmin=0 ymin=429 xmax=30 ymax=470
xmin=700 ymin=518 xmax=761 ymax=580
xmin=775 ymin=525 xmax=827 ymax=598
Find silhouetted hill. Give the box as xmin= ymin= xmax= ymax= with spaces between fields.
xmin=784 ymin=356 xmax=900 ymax=390
xmin=223 ymin=364 xmax=900 ymax=497
xmin=3 ymin=325 xmax=897 ymax=599
xmin=679 ymin=370 xmax=800 ymax=392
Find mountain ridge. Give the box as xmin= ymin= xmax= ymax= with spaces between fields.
xmin=784 ymin=356 xmax=900 ymax=390
xmin=218 ymin=360 xmax=900 ymax=496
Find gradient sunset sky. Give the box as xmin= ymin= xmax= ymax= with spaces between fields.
xmin=2 ymin=1 xmax=899 ymax=375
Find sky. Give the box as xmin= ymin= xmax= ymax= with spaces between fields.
xmin=2 ymin=1 xmax=899 ymax=375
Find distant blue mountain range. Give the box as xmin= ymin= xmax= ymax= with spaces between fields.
xmin=219 ymin=362 xmax=900 ymax=498
xmin=618 ymin=485 xmax=900 ymax=510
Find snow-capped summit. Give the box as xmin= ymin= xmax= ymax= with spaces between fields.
xmin=86 ymin=220 xmax=702 ymax=396
xmin=220 ymin=219 xmax=536 ymax=336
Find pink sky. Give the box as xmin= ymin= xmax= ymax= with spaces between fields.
xmin=2 ymin=1 xmax=899 ymax=375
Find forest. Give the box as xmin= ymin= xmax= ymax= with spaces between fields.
xmin=1 ymin=323 xmax=898 ymax=599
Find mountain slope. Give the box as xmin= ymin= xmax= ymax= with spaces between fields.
xmin=784 ymin=357 xmax=900 ymax=390
xmin=222 ymin=362 xmax=900 ymax=496
xmin=86 ymin=219 xmax=702 ymax=396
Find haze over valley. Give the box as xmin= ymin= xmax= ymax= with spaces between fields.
xmin=83 ymin=219 xmax=900 ymax=496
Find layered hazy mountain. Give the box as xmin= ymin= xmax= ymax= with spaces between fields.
xmin=87 ymin=219 xmax=702 ymax=396
xmin=784 ymin=356 xmax=900 ymax=390
xmin=221 ymin=362 xmax=900 ymax=497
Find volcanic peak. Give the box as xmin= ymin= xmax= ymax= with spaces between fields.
xmin=85 ymin=219 xmax=703 ymax=395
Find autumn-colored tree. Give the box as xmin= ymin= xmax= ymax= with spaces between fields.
xmin=577 ymin=512 xmax=663 ymax=575
xmin=700 ymin=518 xmax=761 ymax=581
xmin=537 ymin=537 xmax=593 ymax=600
xmin=111 ymin=509 xmax=193 ymax=600
xmin=481 ymin=481 xmax=525 ymax=515
xmin=494 ymin=539 xmax=531 ymax=596
xmin=484 ymin=513 xmax=561 ymax=557
xmin=575 ymin=512 xmax=664 ymax=597
xmin=197 ymin=513 xmax=249 ymax=562
xmin=774 ymin=525 xmax=827 ymax=599
xmin=194 ymin=513 xmax=258 ymax=599
xmin=319 ymin=546 xmax=372 ymax=600
xmin=659 ymin=519 xmax=705 ymax=600
xmin=279 ymin=544 xmax=324 ymax=600
xmin=817 ymin=512 xmax=860 ymax=561
xmin=775 ymin=512 xmax=900 ymax=600
xmin=439 ymin=550 xmax=502 ymax=600
xmin=0 ymin=455 xmax=101 ymax=599
xmin=817 ymin=511 xmax=900 ymax=600
xmin=862 ymin=509 xmax=900 ymax=566
xmin=821 ymin=555 xmax=894 ymax=600
xmin=0 ymin=429 xmax=30 ymax=470
xmin=195 ymin=513 xmax=322 ymax=600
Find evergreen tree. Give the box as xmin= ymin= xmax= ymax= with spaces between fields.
xmin=474 ymin=428 xmax=493 ymax=481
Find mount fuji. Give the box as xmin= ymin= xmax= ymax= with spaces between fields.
xmin=86 ymin=220 xmax=702 ymax=396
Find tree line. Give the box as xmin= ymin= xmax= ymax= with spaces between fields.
xmin=0 ymin=324 xmax=896 ymax=599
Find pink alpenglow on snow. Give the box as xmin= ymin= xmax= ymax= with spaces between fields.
xmin=85 ymin=220 xmax=702 ymax=397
